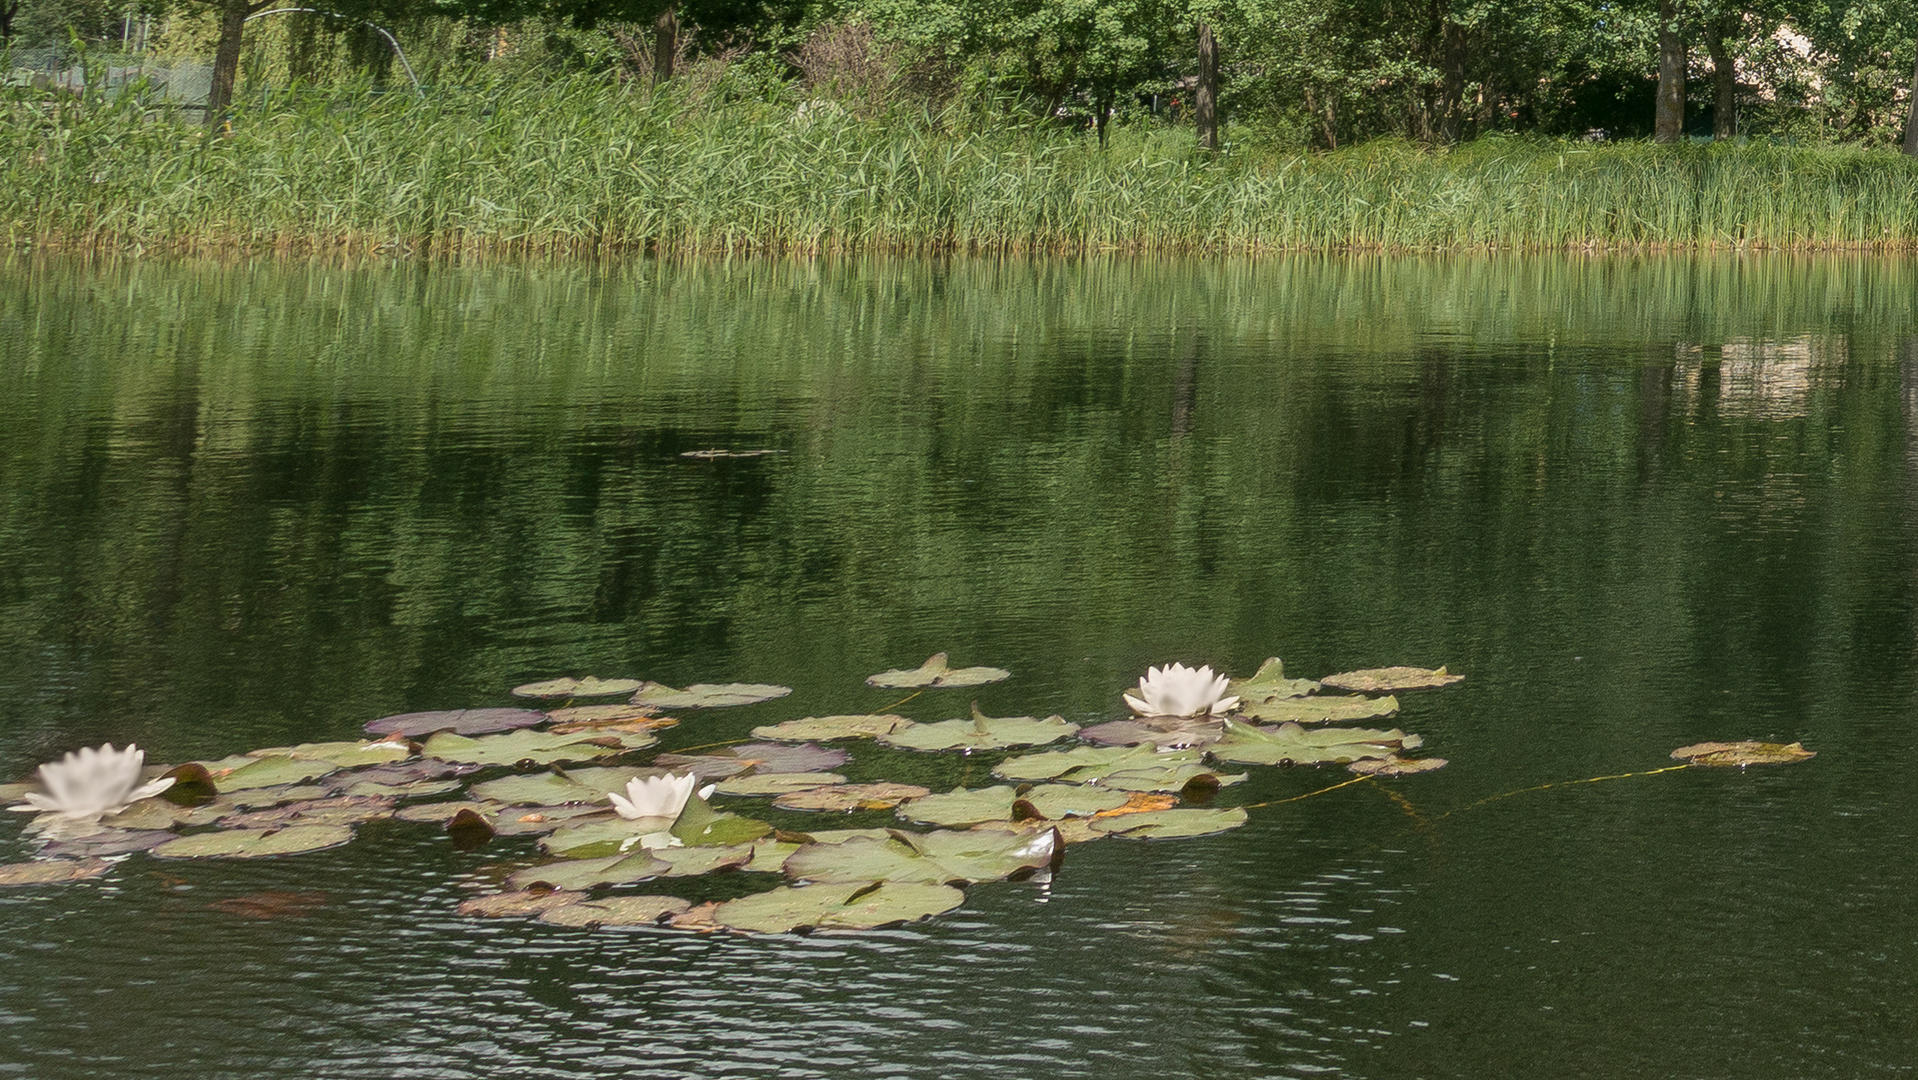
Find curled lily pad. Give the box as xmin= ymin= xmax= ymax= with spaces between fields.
xmin=446 ymin=808 xmax=496 ymax=850
xmin=1348 ymin=756 xmax=1450 ymax=776
xmin=714 ymin=773 xmax=847 ymax=796
xmin=541 ymin=895 xmax=692 ymax=927
xmin=784 ymin=827 xmax=1060 ymax=886
xmin=365 ymin=708 xmax=546 ymax=738
xmin=772 ymin=783 xmax=931 ymax=812
xmin=512 ymin=677 xmax=644 ymax=700
xmin=1238 ymin=695 xmax=1400 ymax=725
xmin=865 ymin=653 xmax=1011 ymax=689
xmin=752 ymin=715 xmax=910 ymax=742
xmin=1077 ymin=716 xmax=1225 ymax=749
xmin=509 ymin=851 xmax=671 ymax=890
xmin=713 ymin=880 xmax=966 ymax=934
xmin=152 ymin=825 xmax=355 ymax=859
xmin=1227 ymin=657 xmax=1321 ymax=702
xmin=458 ymin=889 xmax=583 ymax=918
xmin=656 ymin=743 xmax=849 ymax=778
xmin=159 ymin=763 xmax=219 ymax=805
xmin=629 ymin=682 xmax=792 ymax=709
xmin=0 ymin=858 xmax=113 ymax=886
xmin=1209 ymin=720 xmax=1419 ymax=766
xmin=1671 ymin=741 xmax=1816 ymax=766
xmin=879 ymin=703 xmax=1078 ymax=753
xmin=1319 ymin=666 xmax=1464 ymax=693
xmin=421 ymin=729 xmax=643 ymax=767
xmin=394 ymin=800 xmax=486 ymax=824
xmin=1091 ymin=807 xmax=1249 ymax=839
xmin=38 ymin=829 xmax=176 ymax=858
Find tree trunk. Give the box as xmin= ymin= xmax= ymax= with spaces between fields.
xmin=1196 ymin=21 xmax=1219 ymax=152
xmin=207 ymin=0 xmax=250 ymax=124
xmin=653 ymin=4 xmax=678 ymax=85
xmin=1 ymin=0 xmax=20 ymax=43
xmin=1096 ymin=88 xmax=1114 ymax=149
xmin=1705 ymin=17 xmax=1735 ymax=140
xmin=1655 ymin=0 xmax=1686 ymax=143
xmin=1437 ymin=18 xmax=1470 ymax=143
xmin=1904 ymin=42 xmax=1918 ymax=156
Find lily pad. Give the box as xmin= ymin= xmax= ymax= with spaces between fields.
xmin=276 ymin=740 xmax=413 ymax=769
xmin=542 ymin=815 xmax=679 ymax=858
xmin=772 ymin=783 xmax=932 ymax=812
xmin=38 ymin=829 xmax=176 ymax=858
xmin=508 ymin=851 xmax=672 ymax=890
xmin=865 ymin=653 xmax=1012 ymax=689
xmin=489 ymin=804 xmax=613 ymax=836
xmin=745 ymin=837 xmax=805 ymax=872
xmin=990 ymin=746 xmax=1244 ymax=793
xmin=225 ymin=796 xmax=395 ymax=830
xmin=783 ymin=827 xmax=1060 ymax=886
xmin=1077 ymin=716 xmax=1227 ymax=749
xmin=1348 ymin=756 xmax=1450 ymax=776
xmin=325 ymin=760 xmax=481 ymax=789
xmin=1090 ymin=807 xmax=1250 ymax=839
xmin=152 ymin=825 xmax=355 ymax=859
xmin=713 ymin=880 xmax=966 ymax=934
xmin=1228 ymin=657 xmax=1321 ymax=701
xmin=540 ymin=895 xmax=693 ymax=927
xmin=752 ymin=715 xmax=910 ymax=742
xmin=421 ymin=729 xmax=643 ymax=767
xmin=545 ymin=704 xmax=677 ymax=733
xmin=1208 ymin=720 xmax=1420 ymax=766
xmin=365 ymin=708 xmax=546 ymax=738
xmin=0 ymin=858 xmax=113 ymax=886
xmin=1670 ymin=741 xmax=1817 ymax=767
xmin=457 ymin=889 xmax=583 ymax=918
xmin=512 ymin=676 xmax=645 ymax=700
xmin=879 ymin=703 xmax=1078 ymax=753
xmin=656 ymin=743 xmax=849 ymax=778
xmin=204 ymin=755 xmax=340 ymax=791
xmin=100 ymin=797 xmax=236 ymax=831
xmin=1237 ymin=695 xmax=1401 ymax=725
xmin=714 ymin=773 xmax=847 ymax=796
xmin=339 ymin=778 xmax=465 ymax=800
xmin=467 ymin=766 xmax=655 ymax=807
xmin=898 ymin=785 xmax=1130 ymax=827
xmin=227 ymin=784 xmax=334 ymax=809
xmin=669 ymin=795 xmax=774 ymax=847
xmin=1319 ymin=666 xmax=1464 ymax=693
xmin=629 ymin=682 xmax=793 ymax=709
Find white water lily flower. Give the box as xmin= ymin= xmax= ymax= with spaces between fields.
xmin=6 ymin=743 xmax=176 ymax=822
xmin=1123 ymin=663 xmax=1240 ymax=718
xmin=607 ymin=772 xmax=698 ymax=821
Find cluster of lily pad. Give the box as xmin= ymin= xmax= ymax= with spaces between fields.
xmin=0 ymin=655 xmax=1804 ymax=931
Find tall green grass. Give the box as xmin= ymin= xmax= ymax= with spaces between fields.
xmin=6 ymin=75 xmax=1918 ymax=255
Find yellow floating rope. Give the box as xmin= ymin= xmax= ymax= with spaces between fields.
xmin=1439 ymin=762 xmax=1694 ymax=819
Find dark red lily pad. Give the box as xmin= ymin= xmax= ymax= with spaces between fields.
xmin=364 ymin=708 xmax=546 ymax=738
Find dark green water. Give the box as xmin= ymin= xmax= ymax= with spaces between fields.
xmin=2 ymin=254 xmax=1916 ymax=1079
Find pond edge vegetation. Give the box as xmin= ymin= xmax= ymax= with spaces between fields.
xmin=7 ymin=76 xmax=1918 ymax=257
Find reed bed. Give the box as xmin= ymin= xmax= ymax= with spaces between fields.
xmin=6 ymin=76 xmax=1918 ymax=255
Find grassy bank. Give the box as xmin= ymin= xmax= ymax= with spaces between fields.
xmin=6 ymin=76 xmax=1918 ymax=255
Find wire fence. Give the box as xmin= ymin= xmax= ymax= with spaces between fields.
xmin=4 ymin=47 xmax=212 ymax=112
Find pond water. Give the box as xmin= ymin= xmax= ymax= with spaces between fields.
xmin=2 ymin=254 xmax=1916 ymax=1079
